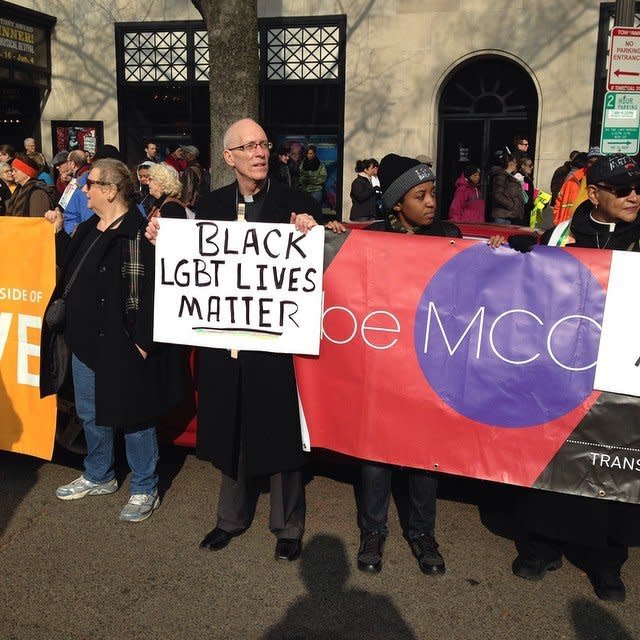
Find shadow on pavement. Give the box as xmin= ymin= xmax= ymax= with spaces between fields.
xmin=260 ymin=533 xmax=417 ymax=640
xmin=570 ymin=597 xmax=634 ymax=639
xmin=0 ymin=374 xmax=44 ymax=538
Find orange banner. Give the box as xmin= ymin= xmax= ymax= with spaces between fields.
xmin=0 ymin=218 xmax=56 ymax=460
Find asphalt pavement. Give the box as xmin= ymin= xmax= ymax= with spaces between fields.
xmin=1 ymin=445 xmax=639 ymax=640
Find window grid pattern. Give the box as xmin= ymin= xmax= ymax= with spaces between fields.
xmin=266 ymin=26 xmax=340 ymax=80
xmin=194 ymin=30 xmax=209 ymax=81
xmin=123 ymin=31 xmax=188 ymax=82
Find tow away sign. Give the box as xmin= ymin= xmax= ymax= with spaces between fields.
xmin=608 ymin=27 xmax=640 ymax=91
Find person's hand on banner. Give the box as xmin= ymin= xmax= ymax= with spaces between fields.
xmin=290 ymin=212 xmax=317 ymax=234
xmin=325 ymin=220 xmax=346 ymax=234
xmin=487 ymin=234 xmax=507 ymax=248
xmin=44 ymin=208 xmax=64 ymax=234
xmin=145 ymin=217 xmax=160 ymax=245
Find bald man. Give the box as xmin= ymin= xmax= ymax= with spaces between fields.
xmin=195 ymin=119 xmax=323 ymax=561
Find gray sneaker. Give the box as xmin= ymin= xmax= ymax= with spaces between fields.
xmin=119 ymin=491 xmax=160 ymax=522
xmin=56 ymin=475 xmax=118 ymax=501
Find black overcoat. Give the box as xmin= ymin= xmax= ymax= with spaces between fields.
xmin=40 ymin=206 xmax=184 ymax=428
xmin=516 ymin=201 xmax=640 ymax=547
xmin=193 ymin=181 xmax=320 ymax=478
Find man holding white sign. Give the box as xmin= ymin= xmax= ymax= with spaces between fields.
xmin=148 ymin=118 xmax=339 ymax=562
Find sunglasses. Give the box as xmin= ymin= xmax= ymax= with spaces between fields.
xmin=595 ymin=183 xmax=640 ymax=198
xmin=86 ymin=178 xmax=113 ymax=189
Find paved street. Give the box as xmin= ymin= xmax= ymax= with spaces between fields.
xmin=1 ymin=446 xmax=639 ymax=640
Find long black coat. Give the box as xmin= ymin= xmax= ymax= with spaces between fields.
xmin=193 ymin=181 xmax=320 ymax=478
xmin=40 ymin=206 xmax=184 ymax=428
xmin=349 ymin=175 xmax=376 ymax=220
xmin=516 ymin=200 xmax=640 ymax=547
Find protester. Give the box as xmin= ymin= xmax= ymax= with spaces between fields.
xmin=56 ymin=145 xmax=133 ymax=235
xmin=349 ymin=159 xmax=378 ymax=221
xmin=552 ymin=151 xmax=589 ymax=225
xmin=488 ymin=150 xmax=523 ymax=225
xmin=0 ymin=143 xmax=15 ymax=164
xmin=135 ymin=161 xmax=155 ymax=215
xmin=52 ymin=150 xmax=71 ymax=195
xmin=513 ymin=134 xmax=530 ymax=161
xmin=355 ymin=153 xmax=461 ymax=576
xmin=40 ymin=159 xmax=183 ymax=522
xmin=298 ymin=145 xmax=327 ymax=205
xmin=0 ymin=161 xmax=12 ymax=214
xmin=550 ymin=150 xmax=579 ymax=205
xmin=164 ymin=144 xmax=186 ymax=174
xmin=147 ymin=163 xmax=186 ymax=219
xmin=269 ymin=145 xmax=294 ymax=188
xmin=146 ymin=118 xmax=345 ymax=560
xmin=515 ymin=156 xmax=535 ymax=226
xmin=509 ymin=154 xmax=640 ymax=602
xmin=448 ymin=164 xmax=485 ymax=223
xmin=6 ymin=153 xmax=55 ymax=216
xmin=180 ymin=145 xmax=209 ymax=209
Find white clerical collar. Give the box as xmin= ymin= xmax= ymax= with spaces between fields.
xmin=590 ymin=213 xmax=616 ymax=232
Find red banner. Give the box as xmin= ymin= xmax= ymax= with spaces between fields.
xmin=295 ymin=230 xmax=640 ymax=503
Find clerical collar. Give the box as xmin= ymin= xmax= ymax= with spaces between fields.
xmin=239 ymin=179 xmax=270 ymax=203
xmin=589 ymin=212 xmax=616 ymax=232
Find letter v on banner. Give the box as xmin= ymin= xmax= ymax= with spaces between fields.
xmin=0 ymin=218 xmax=57 ymax=460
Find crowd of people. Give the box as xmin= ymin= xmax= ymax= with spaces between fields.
xmin=1 ymin=123 xmax=639 ymax=605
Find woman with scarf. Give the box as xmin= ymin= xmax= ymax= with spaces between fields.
xmin=298 ymin=145 xmax=327 ymax=205
xmin=40 ymin=159 xmax=183 ymax=522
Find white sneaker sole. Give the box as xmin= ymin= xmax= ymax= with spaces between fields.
xmin=56 ymin=484 xmax=118 ymax=501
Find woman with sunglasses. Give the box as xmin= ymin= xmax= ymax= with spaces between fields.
xmin=510 ymin=154 xmax=640 ymax=602
xmin=41 ymin=158 xmax=183 ymax=523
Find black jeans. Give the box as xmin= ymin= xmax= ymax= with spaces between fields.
xmin=359 ymin=462 xmax=437 ymax=539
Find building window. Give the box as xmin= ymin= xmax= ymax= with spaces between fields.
xmin=266 ymin=25 xmax=341 ymax=80
xmin=194 ymin=30 xmax=209 ymax=81
xmin=123 ymin=31 xmax=188 ymax=82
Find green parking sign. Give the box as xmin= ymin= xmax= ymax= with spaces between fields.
xmin=601 ymin=92 xmax=640 ymax=154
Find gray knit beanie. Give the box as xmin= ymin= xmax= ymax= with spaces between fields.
xmin=379 ymin=153 xmax=436 ymax=210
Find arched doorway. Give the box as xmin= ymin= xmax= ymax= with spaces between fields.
xmin=437 ymin=55 xmax=538 ymax=219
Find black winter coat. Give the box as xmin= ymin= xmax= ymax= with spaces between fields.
xmin=517 ymin=200 xmax=640 ymax=547
xmin=193 ymin=181 xmax=320 ymax=478
xmin=349 ymin=175 xmax=376 ymax=220
xmin=489 ymin=167 xmax=524 ymax=222
xmin=40 ymin=206 xmax=184 ymax=428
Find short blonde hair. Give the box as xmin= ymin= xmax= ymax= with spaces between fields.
xmin=150 ymin=163 xmax=182 ymax=198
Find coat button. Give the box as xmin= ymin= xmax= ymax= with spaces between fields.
xmin=99 ymin=297 xmax=105 ymax=306
xmin=99 ymin=266 xmax=107 ymax=273
xmin=98 ymin=330 xmax=105 ymax=337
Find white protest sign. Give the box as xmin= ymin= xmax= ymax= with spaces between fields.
xmin=594 ymin=251 xmax=640 ymax=396
xmin=154 ymin=218 xmax=325 ymax=355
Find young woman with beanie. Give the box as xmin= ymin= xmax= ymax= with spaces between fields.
xmin=355 ymin=153 xmax=460 ymax=578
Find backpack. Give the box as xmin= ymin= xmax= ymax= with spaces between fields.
xmin=30 ymin=180 xmax=60 ymax=209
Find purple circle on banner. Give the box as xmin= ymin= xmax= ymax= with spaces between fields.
xmin=413 ymin=244 xmax=605 ymax=427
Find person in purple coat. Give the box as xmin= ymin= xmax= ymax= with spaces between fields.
xmin=448 ymin=165 xmax=485 ymax=223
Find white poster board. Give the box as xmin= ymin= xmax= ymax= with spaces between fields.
xmin=594 ymin=251 xmax=640 ymax=396
xmin=154 ymin=218 xmax=325 ymax=355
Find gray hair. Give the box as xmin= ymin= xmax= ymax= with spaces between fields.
xmin=151 ymin=163 xmax=182 ymax=198
xmin=181 ymin=145 xmax=199 ymax=159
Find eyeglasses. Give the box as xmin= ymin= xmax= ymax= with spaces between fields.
xmin=227 ymin=141 xmax=273 ymax=153
xmin=595 ymin=183 xmax=640 ymax=198
xmin=86 ymin=177 xmax=113 ymax=189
